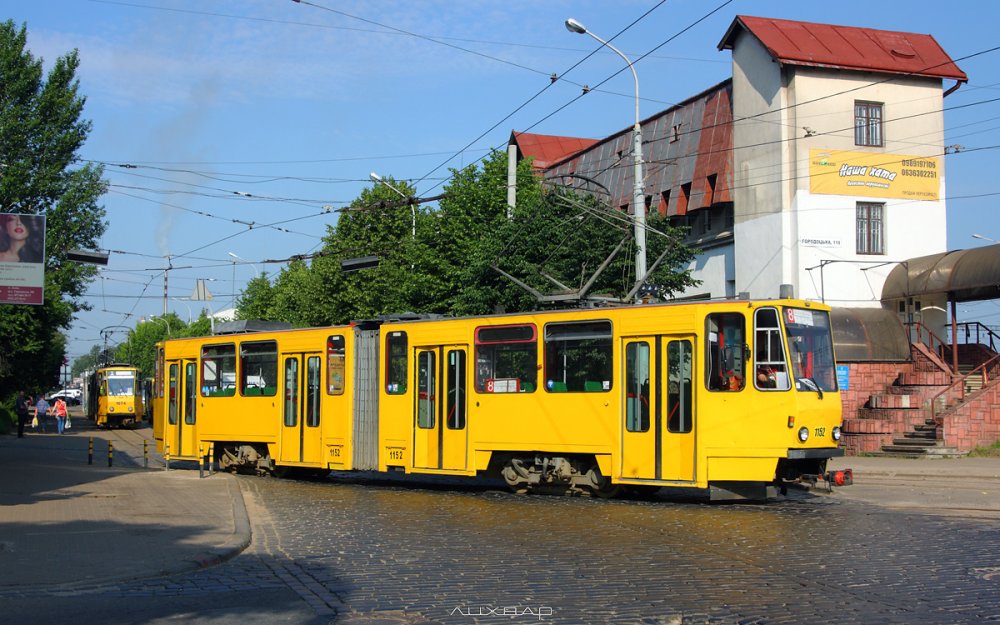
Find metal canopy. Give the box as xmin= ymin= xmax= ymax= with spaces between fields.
xmin=831 ymin=306 xmax=911 ymax=362
xmin=881 ymin=243 xmax=1000 ymax=303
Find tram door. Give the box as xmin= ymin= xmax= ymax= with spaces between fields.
xmin=279 ymin=353 xmax=323 ymax=465
xmin=413 ymin=346 xmax=468 ymax=471
xmin=167 ymin=359 xmax=198 ymax=459
xmin=621 ymin=336 xmax=695 ymax=482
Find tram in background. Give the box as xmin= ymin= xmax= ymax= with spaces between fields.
xmin=153 ymin=298 xmax=848 ymax=500
xmin=86 ymin=364 xmax=145 ymax=428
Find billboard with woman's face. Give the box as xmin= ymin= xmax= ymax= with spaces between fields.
xmin=0 ymin=213 xmax=46 ymax=305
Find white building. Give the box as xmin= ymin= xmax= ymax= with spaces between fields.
xmin=512 ymin=15 xmax=967 ymax=334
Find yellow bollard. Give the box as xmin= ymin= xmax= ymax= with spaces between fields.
xmin=164 ymin=443 xmax=170 ymax=471
xmin=199 ymin=444 xmax=204 ymax=479
xmin=88 ymin=437 xmax=93 ymax=465
xmin=143 ymin=439 xmax=149 ymax=468
xmin=108 ymin=440 xmax=114 ymax=467
xmin=208 ymin=442 xmax=214 ymax=476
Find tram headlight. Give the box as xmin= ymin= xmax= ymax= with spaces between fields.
xmin=797 ymin=426 xmax=809 ymax=442
xmin=109 ymin=406 xmax=115 ymax=413
xmin=128 ymin=406 xmax=134 ymax=413
xmin=832 ymin=426 xmax=842 ymax=441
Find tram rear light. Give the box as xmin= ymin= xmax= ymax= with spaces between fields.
xmin=787 ymin=416 xmax=795 ymax=428
xmin=797 ymin=426 xmax=809 ymax=442
xmin=826 ymin=469 xmax=853 ymax=487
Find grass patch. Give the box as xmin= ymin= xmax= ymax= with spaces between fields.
xmin=968 ymin=440 xmax=1000 ymax=457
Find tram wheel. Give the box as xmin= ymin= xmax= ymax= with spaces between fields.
xmin=586 ymin=466 xmax=620 ymax=498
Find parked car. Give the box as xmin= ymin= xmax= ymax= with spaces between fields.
xmin=46 ymin=389 xmax=81 ymax=406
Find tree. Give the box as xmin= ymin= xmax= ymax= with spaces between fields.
xmin=71 ymin=345 xmax=101 ymax=378
xmin=234 ymin=150 xmax=698 ymax=323
xmin=0 ymin=20 xmax=107 ymax=396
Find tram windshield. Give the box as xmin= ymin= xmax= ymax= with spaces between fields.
xmin=107 ymin=373 xmax=136 ymax=396
xmin=782 ymin=308 xmax=837 ymax=393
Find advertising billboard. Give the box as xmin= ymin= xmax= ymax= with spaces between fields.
xmin=809 ymin=149 xmax=941 ymax=201
xmin=0 ymin=213 xmax=46 ymax=305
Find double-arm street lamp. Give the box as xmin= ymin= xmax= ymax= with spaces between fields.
xmin=565 ymin=18 xmax=647 ymax=297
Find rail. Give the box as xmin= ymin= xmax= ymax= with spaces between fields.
xmin=906 ymin=322 xmax=953 ymax=371
xmin=957 ymin=321 xmax=1000 ymax=352
xmin=931 ymin=352 xmax=1000 ymax=419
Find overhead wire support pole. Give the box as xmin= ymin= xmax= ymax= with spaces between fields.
xmin=566 ymin=18 xmax=647 ymax=301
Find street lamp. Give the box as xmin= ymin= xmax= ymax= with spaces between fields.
xmin=171 ymin=297 xmax=193 ymax=323
xmin=972 ymin=233 xmax=996 ymax=243
xmin=370 ymin=172 xmax=415 ymax=240
xmin=227 ymin=251 xmax=261 ymax=277
xmin=565 ymin=17 xmax=647 ymax=297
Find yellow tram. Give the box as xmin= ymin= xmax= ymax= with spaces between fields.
xmin=153 ymin=299 xmax=846 ymax=499
xmin=86 ymin=364 xmax=145 ymax=428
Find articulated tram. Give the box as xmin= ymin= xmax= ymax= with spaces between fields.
xmin=86 ymin=364 xmax=145 ymax=428
xmin=153 ymin=299 xmax=847 ymax=500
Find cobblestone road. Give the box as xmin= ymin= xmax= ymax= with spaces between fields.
xmin=15 ymin=473 xmax=1000 ymax=625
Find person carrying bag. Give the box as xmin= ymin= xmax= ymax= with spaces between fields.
xmin=53 ymin=398 xmax=69 ymax=434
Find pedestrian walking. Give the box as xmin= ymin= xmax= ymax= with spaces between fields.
xmin=53 ymin=397 xmax=69 ymax=434
xmin=14 ymin=390 xmax=30 ymax=438
xmin=34 ymin=396 xmax=50 ymax=433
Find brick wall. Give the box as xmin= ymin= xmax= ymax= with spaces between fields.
xmin=839 ymin=361 xmax=912 ymax=455
xmin=941 ymin=384 xmax=1000 ymax=451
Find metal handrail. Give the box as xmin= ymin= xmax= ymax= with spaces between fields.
xmin=906 ymin=322 xmax=953 ymax=369
xmin=957 ymin=321 xmax=1000 ymax=352
xmin=930 ymin=352 xmax=1000 ymax=419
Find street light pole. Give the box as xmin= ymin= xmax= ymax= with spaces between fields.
xmin=565 ymin=18 xmax=647 ymax=298
xmin=227 ymin=252 xmax=261 ymax=277
xmin=370 ymin=172 xmax=415 ymax=240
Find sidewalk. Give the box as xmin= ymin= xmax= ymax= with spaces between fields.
xmin=827 ymin=455 xmax=1000 ymax=517
xmin=0 ymin=421 xmax=250 ymax=590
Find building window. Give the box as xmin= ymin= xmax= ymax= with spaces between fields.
xmin=856 ymin=202 xmax=885 ymax=255
xmin=855 ymin=101 xmax=883 ymax=147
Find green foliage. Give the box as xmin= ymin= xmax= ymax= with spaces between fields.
xmin=0 ymin=20 xmax=107 ymax=399
xmin=71 ymin=345 xmax=101 ymax=377
xmin=233 ymin=149 xmax=699 ymax=324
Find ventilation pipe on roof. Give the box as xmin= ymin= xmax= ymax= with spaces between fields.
xmin=943 ymin=80 xmax=964 ymax=98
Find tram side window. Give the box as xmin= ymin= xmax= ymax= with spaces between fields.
xmin=155 ymin=347 xmax=164 ymax=399
xmin=667 ymin=340 xmax=693 ymax=433
xmin=705 ymin=313 xmax=746 ymax=392
xmin=327 ymin=335 xmax=347 ymax=395
xmin=386 ymin=332 xmax=408 ymax=394
xmin=240 ymin=341 xmax=277 ymax=396
xmin=475 ymin=324 xmax=537 ymax=393
xmin=201 ymin=344 xmax=236 ymax=397
xmin=544 ymin=320 xmax=613 ymax=393
xmin=754 ymin=308 xmax=790 ymax=391
xmin=625 ymin=342 xmax=651 ymax=432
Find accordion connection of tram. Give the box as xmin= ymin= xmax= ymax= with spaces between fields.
xmin=153 ymin=298 xmax=851 ymax=500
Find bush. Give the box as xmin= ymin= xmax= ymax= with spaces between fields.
xmin=0 ymin=403 xmax=14 ymax=435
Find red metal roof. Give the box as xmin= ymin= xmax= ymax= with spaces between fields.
xmin=718 ymin=15 xmax=967 ymax=82
xmin=510 ymin=132 xmax=598 ymax=170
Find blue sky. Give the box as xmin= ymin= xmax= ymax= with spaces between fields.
xmin=7 ymin=0 xmax=1000 ymax=364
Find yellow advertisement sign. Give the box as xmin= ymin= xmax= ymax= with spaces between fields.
xmin=809 ymin=149 xmax=940 ymax=200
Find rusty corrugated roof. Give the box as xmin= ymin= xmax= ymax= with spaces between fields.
xmin=511 ymin=132 xmax=598 ymax=170
xmin=540 ymin=80 xmax=734 ymax=217
xmin=718 ymin=15 xmax=967 ymax=82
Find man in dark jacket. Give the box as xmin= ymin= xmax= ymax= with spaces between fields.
xmin=15 ymin=390 xmax=30 ymax=437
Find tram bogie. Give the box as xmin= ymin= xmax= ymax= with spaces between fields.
xmin=152 ymin=298 xmax=848 ymax=501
